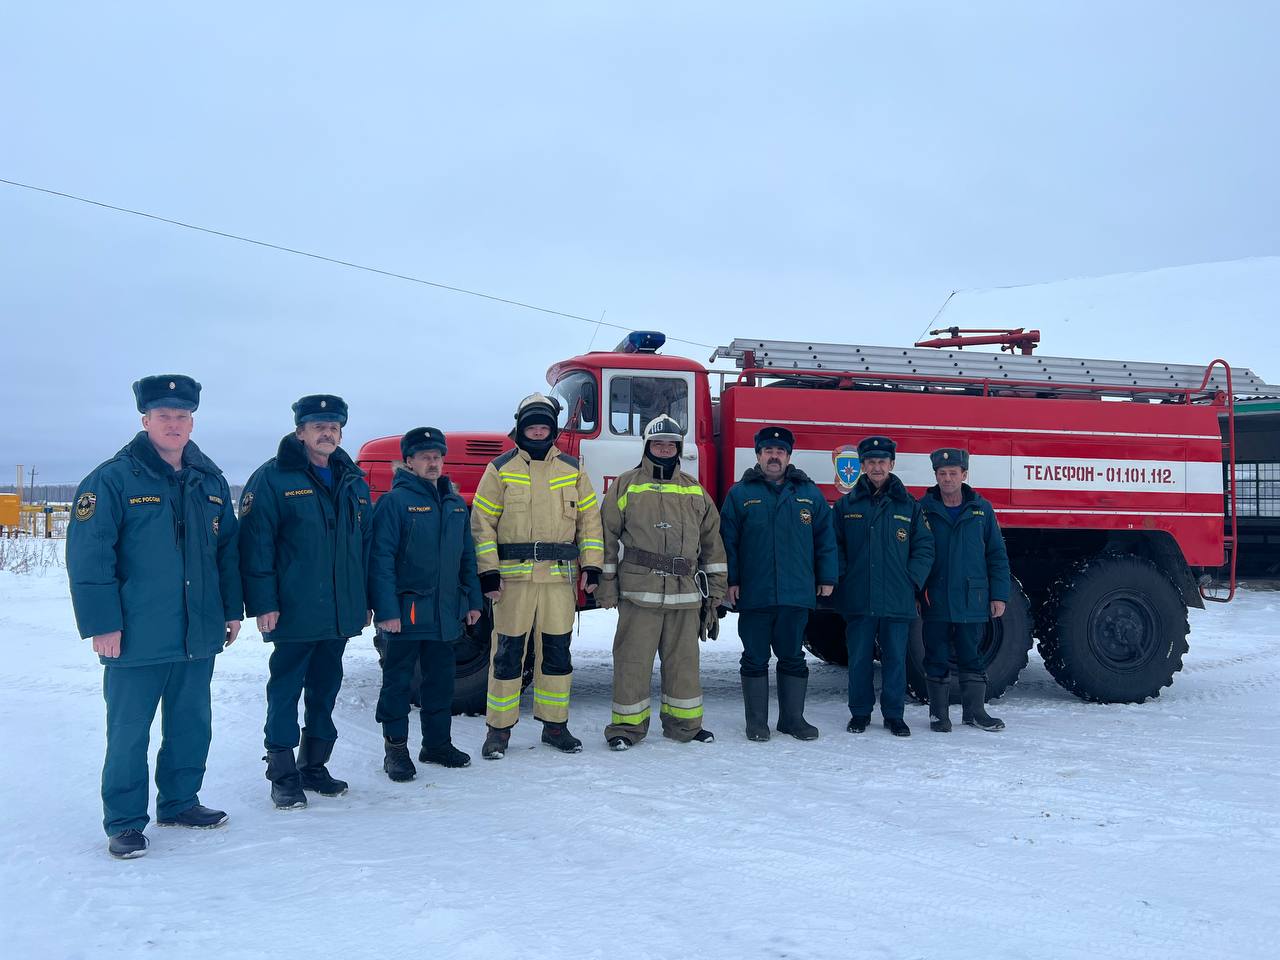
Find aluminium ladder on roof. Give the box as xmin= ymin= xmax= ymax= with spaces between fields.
xmin=711 ymin=338 xmax=1280 ymax=400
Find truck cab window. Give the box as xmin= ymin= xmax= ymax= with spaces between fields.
xmin=609 ymin=376 xmax=689 ymax=436
xmin=550 ymin=371 xmax=598 ymax=433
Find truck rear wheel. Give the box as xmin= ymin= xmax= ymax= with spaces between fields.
xmin=451 ymin=606 xmax=494 ymax=716
xmin=803 ymin=609 xmax=848 ymax=666
xmin=1038 ymin=555 xmax=1188 ymax=703
xmin=906 ymin=579 xmax=1033 ymax=704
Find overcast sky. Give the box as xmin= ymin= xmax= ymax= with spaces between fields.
xmin=3 ymin=1 xmax=1278 ymax=484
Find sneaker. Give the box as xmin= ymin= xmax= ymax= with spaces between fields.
xmin=108 ymin=829 xmax=148 ymax=859
xmin=420 ymin=742 xmax=472 ymax=768
xmin=541 ymin=723 xmax=583 ymax=753
xmin=846 ymin=715 xmax=870 ymax=734
xmin=608 ymin=737 xmax=631 ymax=751
xmin=156 ymin=804 xmax=228 ymax=829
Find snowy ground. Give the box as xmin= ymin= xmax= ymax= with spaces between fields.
xmin=1 ymin=569 xmax=1277 ymax=960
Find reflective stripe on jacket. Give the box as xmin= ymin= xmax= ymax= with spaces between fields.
xmin=469 ymin=445 xmax=604 ymax=583
xmin=599 ymin=461 xmax=728 ymax=609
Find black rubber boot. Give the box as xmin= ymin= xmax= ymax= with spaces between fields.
xmin=540 ymin=721 xmax=583 ymax=753
xmin=927 ymin=678 xmax=953 ymax=733
xmin=420 ymin=742 xmax=472 ymax=768
xmin=383 ymin=737 xmax=416 ymax=782
xmin=298 ymin=733 xmax=348 ymax=796
xmin=961 ymin=674 xmax=1005 ymax=731
xmin=741 ymin=673 xmax=771 ymax=742
xmin=265 ymin=748 xmax=307 ymax=810
xmin=690 ymin=729 xmax=715 ymax=743
xmin=775 ymin=671 xmax=819 ymax=741
xmin=108 ymin=829 xmax=148 ymax=859
xmin=157 ymin=804 xmax=229 ymax=829
xmin=482 ymin=725 xmax=511 ymax=760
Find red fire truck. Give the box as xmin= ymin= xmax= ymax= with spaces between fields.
xmin=358 ymin=330 xmax=1276 ymax=713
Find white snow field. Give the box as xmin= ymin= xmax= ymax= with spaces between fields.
xmin=1 ymin=568 xmax=1277 ymax=960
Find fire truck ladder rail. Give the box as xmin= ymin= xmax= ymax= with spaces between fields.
xmin=711 ymin=338 xmax=1280 ymax=401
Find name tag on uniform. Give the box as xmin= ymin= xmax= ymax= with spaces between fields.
xmin=128 ymin=496 xmax=162 ymax=506
xmin=892 ymin=514 xmax=911 ymax=522
xmin=971 ymin=510 xmax=985 ymax=516
xmin=845 ymin=512 xmax=863 ymax=519
xmin=207 ymin=495 xmax=224 ymax=506
xmin=284 ymin=488 xmax=314 ymax=498
xmin=744 ymin=498 xmax=762 ymax=507
xmin=407 ymin=506 xmax=433 ymax=513
xmin=796 ymin=497 xmax=813 ymax=504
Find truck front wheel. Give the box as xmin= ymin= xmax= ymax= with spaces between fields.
xmin=1038 ymin=555 xmax=1189 ymax=703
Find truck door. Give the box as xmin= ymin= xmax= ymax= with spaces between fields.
xmin=579 ymin=369 xmax=699 ymax=493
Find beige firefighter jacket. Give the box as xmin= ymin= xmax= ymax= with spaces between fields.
xmin=597 ymin=462 xmax=728 ymax=609
xmin=470 ymin=445 xmax=604 ymax=584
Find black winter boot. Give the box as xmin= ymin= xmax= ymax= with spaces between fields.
xmin=927 ymin=678 xmax=953 ymax=733
xmin=741 ymin=673 xmax=771 ymax=742
xmin=108 ymin=829 xmax=149 ymax=859
xmin=157 ymin=804 xmax=229 ymax=829
xmin=482 ymin=725 xmax=511 ymax=760
xmin=383 ymin=738 xmax=416 ymax=782
xmin=265 ymin=748 xmax=307 ymax=810
xmin=846 ymin=715 xmax=870 ymax=734
xmin=298 ymin=732 xmax=348 ymax=796
xmin=775 ymin=671 xmax=819 ymax=741
xmin=420 ymin=742 xmax=472 ymax=768
xmin=540 ymin=721 xmax=583 ymax=753
xmin=884 ymin=717 xmax=911 ymax=737
xmin=961 ymin=674 xmax=1005 ymax=731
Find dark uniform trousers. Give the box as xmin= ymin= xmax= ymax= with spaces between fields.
xmin=375 ymin=637 xmax=456 ymax=744
xmin=738 ymin=607 xmax=809 ymax=678
xmin=102 ymin=656 xmax=216 ymax=836
xmin=844 ymin=615 xmax=909 ymax=721
xmin=923 ymin=620 xmax=987 ymax=681
xmin=264 ymin=638 xmax=347 ymax=750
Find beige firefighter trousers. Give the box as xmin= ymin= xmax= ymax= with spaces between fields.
xmin=485 ymin=579 xmax=577 ymax=728
xmin=605 ymin=602 xmax=704 ymax=744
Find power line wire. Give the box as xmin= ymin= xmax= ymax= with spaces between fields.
xmin=0 ymin=176 xmax=714 ymax=349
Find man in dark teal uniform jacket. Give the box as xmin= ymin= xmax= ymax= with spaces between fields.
xmin=920 ymin=447 xmax=1011 ymax=733
xmin=832 ymin=436 xmax=934 ymax=738
xmin=239 ymin=395 xmax=372 ymax=810
xmin=67 ymin=375 xmax=243 ymax=859
xmin=368 ymin=427 xmax=483 ymax=782
xmin=720 ymin=426 xmax=837 ymax=742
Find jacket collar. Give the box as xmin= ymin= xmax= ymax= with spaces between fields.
xmin=276 ymin=434 xmax=364 ymax=479
xmin=739 ymin=463 xmax=812 ymax=486
xmin=125 ymin=432 xmax=220 ymax=479
xmin=392 ymin=467 xmax=455 ymax=499
xmin=853 ymin=471 xmax=909 ymax=502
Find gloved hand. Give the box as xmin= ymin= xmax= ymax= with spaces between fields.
xmin=700 ymin=598 xmax=722 ymax=641
xmin=480 ymin=570 xmax=502 ymax=599
xmin=595 ymin=576 xmax=618 ymax=610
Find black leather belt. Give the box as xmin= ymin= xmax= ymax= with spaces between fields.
xmin=626 ymin=547 xmax=693 ymax=576
xmin=497 ymin=541 xmax=579 ymax=562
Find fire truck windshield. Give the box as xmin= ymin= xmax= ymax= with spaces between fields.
xmin=550 ymin=371 xmax=598 ymax=433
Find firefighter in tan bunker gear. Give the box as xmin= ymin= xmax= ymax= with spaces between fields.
xmin=596 ymin=416 xmax=728 ymax=749
xmin=470 ymin=393 xmax=604 ymax=759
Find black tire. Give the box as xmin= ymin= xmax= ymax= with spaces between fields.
xmin=451 ymin=604 xmax=494 ymax=716
xmin=906 ymin=578 xmax=1033 ymax=704
xmin=1038 ymin=555 xmax=1188 ymax=703
xmin=803 ymin=609 xmax=848 ymax=665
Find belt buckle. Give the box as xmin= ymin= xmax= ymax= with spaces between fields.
xmin=532 ymin=540 xmax=546 ymax=562
xmin=671 ymin=556 xmax=692 ymax=577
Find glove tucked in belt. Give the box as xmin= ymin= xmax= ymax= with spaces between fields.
xmin=624 ymin=546 xmax=693 ymax=576
xmin=497 ymin=542 xmax=579 ymax=562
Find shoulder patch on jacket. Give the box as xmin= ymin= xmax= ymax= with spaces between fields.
xmin=75 ymin=492 xmax=97 ymax=521
xmin=494 ymin=449 xmax=520 ymax=469
xmin=556 ymin=452 xmax=580 ymax=468
xmin=240 ymin=491 xmax=254 ymax=515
